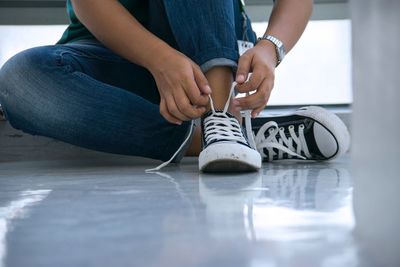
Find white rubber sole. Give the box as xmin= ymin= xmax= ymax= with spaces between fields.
xmin=199 ymin=143 xmax=262 ymax=172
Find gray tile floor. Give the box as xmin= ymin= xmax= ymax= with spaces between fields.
xmin=0 ymin=155 xmax=396 ymax=267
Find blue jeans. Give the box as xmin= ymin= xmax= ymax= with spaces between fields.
xmin=0 ymin=0 xmax=256 ymax=162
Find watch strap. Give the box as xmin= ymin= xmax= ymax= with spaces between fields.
xmin=257 ymin=35 xmax=286 ymax=67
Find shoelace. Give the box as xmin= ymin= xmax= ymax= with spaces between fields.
xmin=254 ymin=121 xmax=311 ymax=161
xmin=146 ymin=81 xmax=255 ymax=172
xmin=145 ymin=119 xmax=195 ymax=172
xmin=205 ymin=82 xmax=252 ymax=146
xmin=203 ymin=113 xmax=247 ymax=144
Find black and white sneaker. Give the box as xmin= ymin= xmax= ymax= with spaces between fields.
xmin=199 ymin=83 xmax=261 ymax=172
xmin=250 ymin=106 xmax=350 ymax=161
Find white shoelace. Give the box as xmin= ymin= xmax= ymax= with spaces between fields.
xmin=145 ymin=119 xmax=195 ymax=172
xmin=205 ymin=82 xmax=252 ymax=146
xmin=254 ymin=121 xmax=311 ymax=161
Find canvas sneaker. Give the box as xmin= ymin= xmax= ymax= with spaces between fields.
xmin=198 ymin=83 xmax=261 ymax=172
xmin=250 ymin=106 xmax=350 ymax=161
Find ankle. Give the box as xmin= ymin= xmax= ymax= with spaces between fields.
xmin=205 ymin=66 xmax=234 ymax=107
xmin=228 ymin=103 xmax=242 ymax=124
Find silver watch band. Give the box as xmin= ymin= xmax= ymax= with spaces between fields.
xmin=257 ymin=35 xmax=286 ymax=67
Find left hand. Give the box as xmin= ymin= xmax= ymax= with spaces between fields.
xmin=233 ymin=40 xmax=278 ymax=118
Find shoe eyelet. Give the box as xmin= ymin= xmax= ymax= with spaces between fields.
xmin=279 ymin=127 xmax=284 ymax=131
xmin=289 ymin=125 xmax=294 ymax=130
xmin=299 ymin=124 xmax=305 ymax=129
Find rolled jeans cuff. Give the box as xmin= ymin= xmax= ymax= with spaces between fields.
xmin=194 ymin=47 xmax=239 ymax=73
xmin=200 ymin=58 xmax=238 ymax=73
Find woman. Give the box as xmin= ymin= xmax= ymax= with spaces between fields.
xmin=0 ymin=0 xmax=349 ymax=172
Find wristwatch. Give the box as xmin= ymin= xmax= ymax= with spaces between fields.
xmin=257 ymin=35 xmax=286 ymax=67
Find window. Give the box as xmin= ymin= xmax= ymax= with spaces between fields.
xmin=0 ymin=25 xmax=67 ymax=67
xmin=252 ymin=20 xmax=352 ymax=106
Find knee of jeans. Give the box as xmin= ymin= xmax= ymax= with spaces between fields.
xmin=0 ymin=47 xmax=54 ymax=131
xmin=0 ymin=47 xmax=51 ymax=98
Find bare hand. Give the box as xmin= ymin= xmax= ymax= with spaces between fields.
xmin=233 ymin=40 xmax=277 ymax=118
xmin=149 ymin=50 xmax=211 ymax=125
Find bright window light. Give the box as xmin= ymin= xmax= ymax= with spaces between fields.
xmin=0 ymin=25 xmax=67 ymax=67
xmin=252 ymin=19 xmax=352 ymax=105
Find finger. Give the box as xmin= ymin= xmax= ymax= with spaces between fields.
xmin=165 ymin=94 xmax=191 ymax=121
xmin=233 ymin=94 xmax=265 ymax=111
xmin=192 ymin=65 xmax=212 ymax=95
xmin=236 ymin=53 xmax=252 ymax=84
xmin=183 ymin=78 xmax=210 ymax=107
xmin=236 ymin=65 xmax=265 ymax=93
xmin=252 ymin=105 xmax=267 ymax=118
xmin=233 ymin=79 xmax=273 ymax=111
xmin=174 ymin=89 xmax=207 ymax=119
xmin=160 ymin=99 xmax=182 ymax=125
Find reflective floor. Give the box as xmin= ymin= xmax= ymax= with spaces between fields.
xmin=0 ymin=155 xmax=397 ymax=267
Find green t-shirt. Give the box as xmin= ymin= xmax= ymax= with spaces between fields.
xmin=58 ymin=0 xmax=246 ymax=44
xmin=57 ymin=0 xmax=149 ymax=44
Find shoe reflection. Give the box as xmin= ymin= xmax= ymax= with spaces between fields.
xmin=199 ymin=165 xmax=354 ymax=242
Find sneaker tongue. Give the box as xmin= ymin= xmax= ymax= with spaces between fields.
xmin=202 ymin=109 xmax=236 ymax=119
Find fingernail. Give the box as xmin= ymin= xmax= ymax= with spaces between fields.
xmin=176 ymin=121 xmax=182 ymax=125
xmin=232 ymin=100 xmax=240 ymax=106
xmin=204 ymin=85 xmax=212 ymax=94
xmin=236 ymin=74 xmax=245 ymax=83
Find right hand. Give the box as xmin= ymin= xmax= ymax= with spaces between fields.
xmin=148 ymin=50 xmax=211 ymax=125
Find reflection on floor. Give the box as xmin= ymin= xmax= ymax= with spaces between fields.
xmin=0 ymin=155 xmax=374 ymax=267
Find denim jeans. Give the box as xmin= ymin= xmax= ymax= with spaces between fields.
xmin=0 ymin=0 xmax=256 ymax=162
